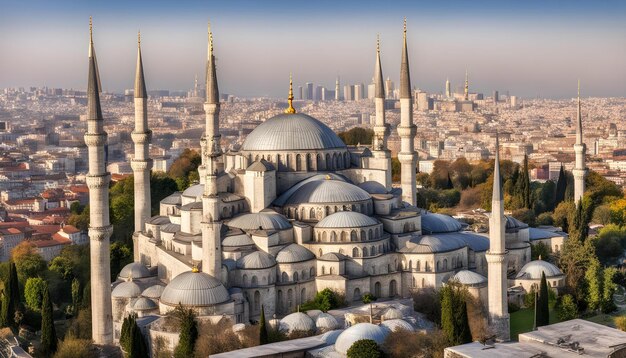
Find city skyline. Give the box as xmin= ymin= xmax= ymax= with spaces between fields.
xmin=1 ymin=0 xmax=625 ymax=98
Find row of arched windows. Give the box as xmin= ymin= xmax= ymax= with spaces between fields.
xmin=277 ymin=287 xmax=308 ymax=314
xmin=285 ymin=201 xmax=373 ymax=221
xmin=242 ymin=273 xmax=275 ymax=287
xmin=279 ymin=268 xmax=316 ymax=283
xmin=248 ymin=151 xmax=351 ymax=172
xmin=315 ymin=227 xmax=380 ymax=243
xmin=316 ymin=243 xmax=389 ymax=258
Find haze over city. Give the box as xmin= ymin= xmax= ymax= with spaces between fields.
xmin=1 ymin=0 xmax=625 ymax=98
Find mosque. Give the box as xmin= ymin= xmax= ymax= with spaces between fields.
xmin=84 ymin=18 xmax=582 ymax=354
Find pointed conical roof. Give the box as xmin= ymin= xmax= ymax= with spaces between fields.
xmin=87 ymin=17 xmax=103 ymax=122
xmin=206 ymin=22 xmax=219 ymax=104
xmin=400 ymin=18 xmax=411 ymax=99
xmin=374 ymin=35 xmax=384 ymax=99
xmin=134 ymin=31 xmax=147 ymax=99
xmin=492 ymin=132 xmax=503 ymax=201
xmin=576 ymin=80 xmax=583 ymax=145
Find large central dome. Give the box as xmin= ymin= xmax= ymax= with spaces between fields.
xmin=241 ymin=113 xmax=346 ymax=151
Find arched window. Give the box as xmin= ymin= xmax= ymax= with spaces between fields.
xmin=375 ymin=228 xmax=379 ymax=238
xmin=443 ymin=259 xmax=448 ymax=270
xmin=325 ymin=153 xmax=331 ymax=170
xmin=251 ymin=275 xmax=258 ymax=286
xmin=353 ymin=247 xmax=359 ymax=257
xmin=363 ymin=247 xmax=368 ymax=257
xmin=287 ymin=289 xmax=293 ymax=309
xmin=310 ymin=267 xmax=315 ymax=277
xmin=371 ymin=246 xmax=376 ymax=256
xmin=360 ymin=230 xmax=366 ymax=240
xmin=436 ymin=261 xmax=440 ymax=271
xmin=416 ymin=260 xmax=421 ymax=271
xmin=379 ymin=244 xmax=383 ymax=254
xmin=330 ymin=266 xmax=335 ymax=275
xmin=389 ymin=280 xmax=397 ymax=297
xmin=318 ymin=249 xmax=323 ymax=256
xmin=368 ymin=229 xmax=373 ymax=241
xmin=302 ymin=270 xmax=307 ymax=280
xmin=301 ymin=287 xmax=307 ymax=302
xmin=277 ymin=290 xmax=283 ymax=312
xmin=322 ymin=232 xmax=328 ymax=242
xmin=374 ymin=282 xmax=381 ymax=297
xmin=293 ymin=272 xmax=299 ymax=282
xmin=425 ymin=261 xmax=430 ymax=272
xmin=422 ymin=278 xmax=425 ymax=287
xmin=282 ymin=272 xmax=289 ymax=282
xmin=354 ymin=288 xmax=361 ymax=301
xmin=341 ymin=231 xmax=348 ymax=242
xmin=322 ymin=266 xmax=326 ymax=275
xmin=243 ymin=274 xmax=248 ymax=286
xmin=330 ymin=231 xmax=337 ymax=242
xmin=309 ymin=207 xmax=315 ymax=220
xmin=254 ymin=291 xmax=261 ymax=312
xmin=296 ymin=154 xmax=301 ymax=171
xmin=412 ymin=277 xmax=416 ymax=287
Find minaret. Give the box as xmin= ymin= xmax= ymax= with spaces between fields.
xmin=131 ymin=32 xmax=152 ymax=262
xmin=397 ymin=19 xmax=417 ymax=206
xmin=573 ymin=80 xmax=587 ymax=204
xmin=201 ymin=22 xmax=222 ymax=278
xmin=486 ymin=133 xmax=510 ymax=341
xmin=84 ymin=17 xmax=113 ymax=345
xmin=464 ymin=69 xmax=469 ymax=100
xmin=372 ymin=34 xmax=392 ymax=188
xmin=445 ymin=78 xmax=451 ymax=98
xmin=335 ymin=76 xmax=340 ymax=101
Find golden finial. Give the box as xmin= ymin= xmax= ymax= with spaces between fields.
xmin=208 ymin=20 xmax=213 ymax=53
xmin=191 ymin=263 xmax=199 ymax=273
xmin=285 ymin=73 xmax=296 ymax=114
xmin=325 ymin=174 xmax=331 ymax=180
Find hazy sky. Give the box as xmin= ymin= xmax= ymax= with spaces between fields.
xmin=1 ymin=0 xmax=625 ymax=98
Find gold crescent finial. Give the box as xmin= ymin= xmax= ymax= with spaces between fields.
xmin=191 ymin=263 xmax=199 ymax=273
xmin=285 ymin=73 xmax=296 ymax=114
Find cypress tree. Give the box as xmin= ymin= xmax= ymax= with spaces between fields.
xmin=1 ymin=262 xmax=20 ymax=327
xmin=555 ymin=165 xmax=567 ymax=206
xmin=521 ymin=155 xmax=531 ymax=209
xmin=446 ymin=172 xmax=454 ymax=189
xmin=71 ymin=278 xmax=80 ymax=315
xmin=441 ymin=285 xmax=455 ymax=344
xmin=455 ymin=299 xmax=472 ymax=344
xmin=259 ymin=305 xmax=269 ymax=345
xmin=40 ymin=283 xmax=58 ymax=356
xmin=441 ymin=283 xmax=472 ymax=345
xmin=129 ymin=315 xmax=149 ymax=358
xmin=535 ymin=272 xmax=550 ymax=327
xmin=120 ymin=315 xmax=131 ymax=352
xmin=174 ymin=305 xmax=198 ymax=358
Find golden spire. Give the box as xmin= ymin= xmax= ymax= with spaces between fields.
xmin=285 ymin=73 xmax=296 ymax=114
xmin=191 ymin=263 xmax=199 ymax=273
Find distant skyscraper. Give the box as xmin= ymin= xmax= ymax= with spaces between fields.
xmin=367 ymin=82 xmax=375 ymax=99
xmin=354 ymin=84 xmax=362 ymax=102
xmin=315 ymin=85 xmax=323 ymax=101
xmin=298 ymin=86 xmax=303 ymax=100
xmin=335 ymin=77 xmax=341 ymax=101
xmin=385 ymin=77 xmax=394 ymax=99
xmin=305 ymin=82 xmax=313 ymax=100
xmin=344 ymin=85 xmax=354 ymax=101
xmin=445 ymin=78 xmax=451 ymax=98
xmin=493 ymin=90 xmax=499 ymax=103
xmin=464 ymin=70 xmax=469 ymax=100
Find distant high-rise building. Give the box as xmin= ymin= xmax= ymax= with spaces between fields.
xmin=367 ymin=82 xmax=375 ymax=99
xmin=445 ymin=78 xmax=451 ymax=98
xmin=305 ymin=82 xmax=313 ymax=100
xmin=335 ymin=77 xmax=341 ymax=101
xmin=315 ymin=85 xmax=323 ymax=101
xmin=344 ymin=85 xmax=354 ymax=101
xmin=298 ymin=86 xmax=303 ymax=100
xmin=493 ymin=90 xmax=499 ymax=103
xmin=354 ymin=84 xmax=362 ymax=101
xmin=464 ymin=70 xmax=469 ymax=100
xmin=510 ymin=95 xmax=518 ymax=108
xmin=385 ymin=77 xmax=394 ymax=99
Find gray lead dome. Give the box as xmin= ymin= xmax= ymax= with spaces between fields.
xmin=160 ymin=271 xmax=230 ymax=307
xmin=241 ymin=113 xmax=346 ymax=151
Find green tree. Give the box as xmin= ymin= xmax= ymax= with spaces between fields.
xmin=535 ymin=272 xmax=550 ymax=327
xmin=67 ymin=205 xmax=90 ymax=231
xmin=440 ymin=283 xmax=472 ymax=345
xmin=174 ymin=305 xmax=198 ymax=358
xmin=602 ymin=267 xmax=618 ymax=314
xmin=515 ymin=154 xmax=531 ymax=209
xmin=150 ymin=172 xmax=179 ymax=215
xmin=110 ymin=241 xmax=133 ymax=281
xmin=24 ymin=277 xmax=46 ymax=311
xmin=512 ymin=208 xmax=536 ymax=227
xmin=129 ymin=315 xmax=149 ymax=358
xmin=1 ymin=262 xmax=20 ymax=327
xmin=531 ymin=242 xmax=551 ymax=261
xmin=308 ymin=288 xmax=342 ymax=312
xmin=41 ymin=283 xmax=58 ymax=356
xmin=585 ymin=257 xmax=603 ymax=312
xmin=120 ymin=315 xmax=132 ymax=352
xmin=11 ymin=242 xmax=46 ymax=280
xmin=337 ymin=127 xmax=374 ymax=145
xmin=556 ymin=294 xmax=578 ymax=321
xmin=553 ymin=201 xmax=576 ymax=233
xmin=259 ymin=305 xmax=269 ymax=345
xmin=168 ymin=149 xmax=201 ymax=191
xmin=592 ymin=204 xmax=611 ymax=225
xmin=347 ymin=339 xmax=384 ymax=358
xmin=554 ymin=165 xmax=567 ymax=206
xmin=595 ymin=224 xmax=626 ymax=265
xmin=49 ymin=256 xmax=75 ymax=280
xmin=69 ymin=201 xmax=85 ymax=215
xmin=71 ymin=279 xmax=81 ymax=315
xmin=391 ymin=157 xmax=400 ymax=183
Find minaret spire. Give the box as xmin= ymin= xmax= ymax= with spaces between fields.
xmin=573 ymin=79 xmax=587 ymax=203
xmin=372 ymin=32 xmax=392 ymax=189
xmin=84 ymin=17 xmax=113 ymax=345
xmin=486 ymin=130 xmax=510 ymax=341
xmin=131 ymin=29 xmax=153 ymax=261
xmin=397 ymin=18 xmax=417 ymax=205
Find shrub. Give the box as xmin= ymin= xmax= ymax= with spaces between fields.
xmin=616 ymin=316 xmax=626 ymax=332
xmin=556 ymin=294 xmax=578 ymax=321
xmin=412 ymin=287 xmax=441 ymax=325
xmin=536 ymin=212 xmax=554 ymax=226
xmin=53 ymin=336 xmax=94 ymax=358
xmin=383 ymin=329 xmax=447 ymax=358
xmin=347 ymin=339 xmax=384 ymax=358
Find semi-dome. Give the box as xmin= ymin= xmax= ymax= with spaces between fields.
xmin=316 ymin=211 xmax=378 ymax=228
xmin=335 ymin=323 xmax=390 ymax=355
xmin=236 ymin=251 xmax=276 ymax=269
xmin=421 ymin=213 xmax=463 ymax=234
xmin=357 ymin=181 xmax=388 ymax=194
xmin=516 ymin=260 xmax=563 ymax=280
xmin=118 ymin=262 xmax=151 ymax=280
xmin=112 ymin=281 xmax=142 ymax=298
xmin=141 ymin=285 xmax=165 ymax=299
xmin=160 ymin=271 xmax=230 ymax=307
xmin=181 ymin=183 xmax=203 ymax=199
xmin=276 ymin=244 xmax=315 ymax=263
xmin=227 ymin=212 xmax=291 ymax=231
xmin=222 ymin=234 xmax=255 ymax=247
xmin=451 ymin=270 xmax=487 ymax=286
xmin=285 ymin=179 xmax=371 ymax=205
xmin=315 ymin=312 xmax=339 ymax=330
xmin=241 ymin=113 xmax=346 ymax=151
xmin=380 ymin=319 xmax=414 ymax=332
xmin=505 ymin=215 xmax=529 ymax=230
xmin=319 ymin=252 xmax=348 ymax=261
xmin=132 ymin=297 xmax=158 ymax=311
xmin=405 ymin=234 xmax=466 ymax=253
xmin=279 ymin=312 xmax=316 ymax=333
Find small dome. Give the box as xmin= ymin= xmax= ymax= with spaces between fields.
xmin=505 ymin=215 xmax=529 ymax=230
xmin=279 ymin=312 xmax=316 ymax=333
xmin=118 ymin=262 xmax=151 ymax=280
xmin=161 ymin=223 xmax=181 ymax=233
xmin=236 ymin=251 xmax=276 ymax=269
xmin=381 ymin=307 xmax=403 ymax=320
xmin=181 ymin=183 xmax=204 ymax=199
xmin=247 ymin=159 xmax=275 ymax=172
xmin=112 ymin=281 xmax=142 ymax=298
xmin=276 ymin=244 xmax=315 ymax=263
xmin=315 ymin=312 xmax=339 ymax=330
xmin=451 ymin=270 xmax=487 ymax=286
xmin=516 ymin=260 xmax=563 ymax=280
xmin=335 ymin=323 xmax=390 ymax=355
xmin=421 ymin=213 xmax=463 ymax=234
xmin=319 ymin=252 xmax=347 ymax=261
xmin=414 ymin=234 xmax=466 ymax=253
xmin=160 ymin=271 xmax=230 ymax=307
xmin=141 ymin=285 xmax=165 ymax=299
xmin=316 ymin=211 xmax=379 ymax=228
xmin=380 ymin=319 xmax=414 ymax=332
xmin=180 ymin=202 xmax=203 ymax=211
xmin=357 ymin=181 xmax=388 ymax=194
xmin=306 ymin=310 xmax=323 ymax=320
xmin=268 ymin=318 xmax=281 ymax=330
xmin=241 ymin=113 xmax=346 ymax=151
xmin=132 ymin=297 xmax=157 ymax=311
xmin=222 ymin=234 xmax=255 ymax=247
xmin=227 ymin=212 xmax=291 ymax=231
xmin=285 ymin=179 xmax=371 ymax=205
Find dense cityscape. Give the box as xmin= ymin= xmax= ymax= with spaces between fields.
xmin=1 ymin=2 xmax=626 ymax=358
